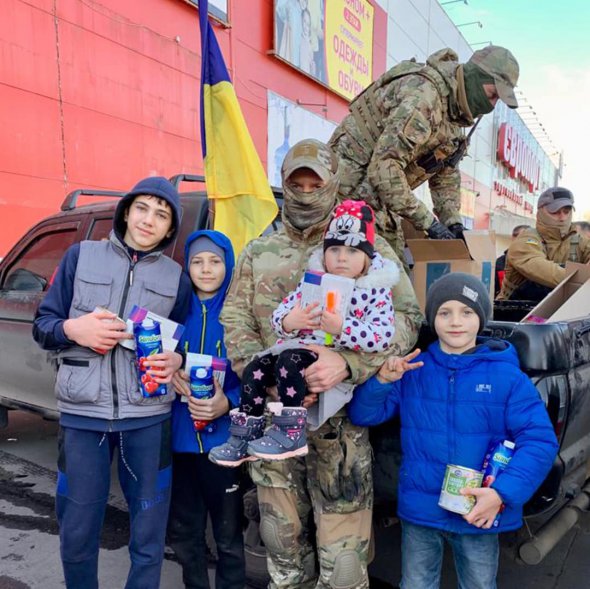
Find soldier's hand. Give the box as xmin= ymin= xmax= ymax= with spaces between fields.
xmin=448 ymin=223 xmax=466 ymax=241
xmin=426 ymin=220 xmax=455 ymax=240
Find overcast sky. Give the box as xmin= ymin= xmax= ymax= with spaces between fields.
xmin=443 ymin=0 xmax=590 ymax=218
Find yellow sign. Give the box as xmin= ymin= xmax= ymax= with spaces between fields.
xmin=460 ymin=187 xmax=476 ymax=219
xmin=325 ymin=0 xmax=374 ymax=100
xmin=274 ymin=0 xmax=374 ymax=101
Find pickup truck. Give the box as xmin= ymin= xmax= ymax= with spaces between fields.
xmin=1 ymin=182 xmax=589 ymax=585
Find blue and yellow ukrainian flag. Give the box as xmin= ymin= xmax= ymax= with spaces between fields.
xmin=199 ymin=0 xmax=278 ymax=256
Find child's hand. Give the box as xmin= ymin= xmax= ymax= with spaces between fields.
xmin=320 ymin=309 xmax=343 ymax=336
xmin=143 ymin=351 xmax=183 ymax=383
xmin=282 ymin=301 xmax=321 ymax=333
xmin=171 ymin=369 xmax=190 ymax=397
xmin=376 ymin=349 xmax=423 ymax=383
xmin=461 ymin=487 xmax=503 ymax=529
xmin=188 ymin=378 xmax=229 ymax=420
xmin=64 ymin=310 xmax=132 ymax=350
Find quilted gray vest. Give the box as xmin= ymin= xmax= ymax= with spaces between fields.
xmin=55 ymin=236 xmax=182 ymax=419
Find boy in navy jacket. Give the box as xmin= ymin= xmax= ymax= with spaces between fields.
xmin=33 ymin=177 xmax=192 ymax=589
xmin=348 ymin=272 xmax=558 ymax=589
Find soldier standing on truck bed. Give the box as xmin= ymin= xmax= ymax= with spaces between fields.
xmin=328 ymin=45 xmax=519 ymax=260
xmin=498 ymin=187 xmax=590 ymax=302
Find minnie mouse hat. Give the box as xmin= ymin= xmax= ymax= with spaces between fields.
xmin=324 ymin=200 xmax=375 ymax=259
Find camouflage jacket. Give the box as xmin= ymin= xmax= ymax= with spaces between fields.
xmin=329 ymin=49 xmax=474 ymax=230
xmin=498 ymin=225 xmax=590 ymax=299
xmin=220 ymin=219 xmax=423 ymax=383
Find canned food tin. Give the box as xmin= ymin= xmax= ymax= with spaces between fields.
xmin=438 ymin=464 xmax=483 ymax=515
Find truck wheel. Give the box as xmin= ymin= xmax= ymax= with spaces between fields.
xmin=244 ymin=518 xmax=270 ymax=588
xmin=243 ymin=486 xmax=270 ymax=588
xmin=0 ymin=406 xmax=8 ymax=428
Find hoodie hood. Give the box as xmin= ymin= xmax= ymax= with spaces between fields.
xmin=181 ymin=230 xmax=235 ymax=355
xmin=114 ymin=176 xmax=182 ymax=251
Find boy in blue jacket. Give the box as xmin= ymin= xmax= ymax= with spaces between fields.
xmin=167 ymin=230 xmax=245 ymax=589
xmin=348 ymin=272 xmax=558 ymax=589
xmin=33 ymin=177 xmax=192 ymax=589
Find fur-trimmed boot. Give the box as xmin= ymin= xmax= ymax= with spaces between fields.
xmin=247 ymin=402 xmax=308 ymax=461
xmin=209 ymin=409 xmax=265 ymax=467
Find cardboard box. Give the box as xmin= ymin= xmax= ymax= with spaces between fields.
xmin=522 ymin=262 xmax=590 ymax=323
xmin=407 ymin=231 xmax=496 ymax=312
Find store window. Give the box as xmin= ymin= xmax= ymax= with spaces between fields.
xmin=185 ymin=0 xmax=228 ymax=23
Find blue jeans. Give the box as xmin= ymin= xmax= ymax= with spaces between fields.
xmin=56 ymin=421 xmax=172 ymax=589
xmin=400 ymin=520 xmax=499 ymax=589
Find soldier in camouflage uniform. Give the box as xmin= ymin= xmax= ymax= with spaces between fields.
xmin=498 ymin=187 xmax=590 ymax=301
xmin=328 ymin=45 xmax=520 ymax=260
xmin=220 ymin=139 xmax=423 ymax=589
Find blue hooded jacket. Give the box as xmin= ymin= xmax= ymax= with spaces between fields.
xmin=348 ymin=338 xmax=559 ymax=534
xmin=171 ymin=230 xmax=240 ymax=454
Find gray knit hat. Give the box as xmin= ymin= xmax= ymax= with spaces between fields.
xmin=425 ymin=272 xmax=492 ymax=334
xmin=188 ymin=236 xmax=225 ymax=262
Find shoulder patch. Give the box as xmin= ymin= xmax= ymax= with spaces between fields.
xmin=525 ymin=239 xmax=540 ymax=246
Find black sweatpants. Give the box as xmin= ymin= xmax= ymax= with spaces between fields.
xmin=167 ymin=453 xmax=245 ymax=589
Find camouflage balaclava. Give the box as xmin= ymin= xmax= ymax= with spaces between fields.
xmin=281 ymin=139 xmax=340 ymax=230
xmin=466 ymin=45 xmax=520 ymax=110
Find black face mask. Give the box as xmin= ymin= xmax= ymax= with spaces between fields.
xmin=463 ymin=62 xmax=496 ymax=118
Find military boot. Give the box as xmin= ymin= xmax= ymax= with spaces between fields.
xmin=209 ymin=409 xmax=265 ymax=467
xmin=247 ymin=402 xmax=308 ymax=461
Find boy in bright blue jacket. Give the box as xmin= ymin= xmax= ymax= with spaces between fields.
xmin=167 ymin=230 xmax=245 ymax=589
xmin=348 ymin=272 xmax=558 ymax=589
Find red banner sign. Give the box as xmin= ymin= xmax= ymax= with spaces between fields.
xmin=497 ymin=123 xmax=540 ymax=193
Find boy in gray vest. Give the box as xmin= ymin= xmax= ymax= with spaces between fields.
xmin=33 ymin=177 xmax=192 ymax=589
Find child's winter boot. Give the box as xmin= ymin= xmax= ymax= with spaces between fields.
xmin=209 ymin=409 xmax=265 ymax=467
xmin=247 ymin=402 xmax=308 ymax=460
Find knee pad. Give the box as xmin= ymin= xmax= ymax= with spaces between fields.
xmin=330 ymin=549 xmax=363 ymax=589
xmin=259 ymin=513 xmax=296 ymax=557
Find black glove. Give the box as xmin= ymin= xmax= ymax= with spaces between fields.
xmin=448 ymin=223 xmax=466 ymax=240
xmin=426 ymin=220 xmax=455 ymax=240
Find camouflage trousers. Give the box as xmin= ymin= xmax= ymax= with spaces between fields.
xmin=250 ymin=414 xmax=373 ymax=589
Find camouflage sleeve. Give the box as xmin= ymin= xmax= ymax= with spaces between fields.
xmin=507 ymin=234 xmax=566 ymax=288
xmin=428 ymin=166 xmax=463 ymax=227
xmin=220 ymin=243 xmax=265 ymax=378
xmin=271 ymin=280 xmax=304 ymax=339
xmin=366 ymin=75 xmax=442 ymax=231
xmin=342 ymin=235 xmax=423 ymax=384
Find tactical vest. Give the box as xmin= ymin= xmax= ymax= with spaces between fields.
xmin=348 ymin=60 xmax=466 ymax=183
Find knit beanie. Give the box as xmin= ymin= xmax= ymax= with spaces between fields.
xmin=323 ymin=200 xmax=375 ymax=259
xmin=187 ymin=236 xmax=225 ymax=262
xmin=425 ymin=272 xmax=492 ymax=333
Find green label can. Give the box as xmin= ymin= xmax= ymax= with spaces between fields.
xmin=438 ymin=464 xmax=483 ymax=515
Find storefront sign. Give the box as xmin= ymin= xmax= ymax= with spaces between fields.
xmin=497 ymin=123 xmax=540 ymax=193
xmin=493 ymin=180 xmax=524 ymax=206
xmin=273 ymin=0 xmax=374 ymax=101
